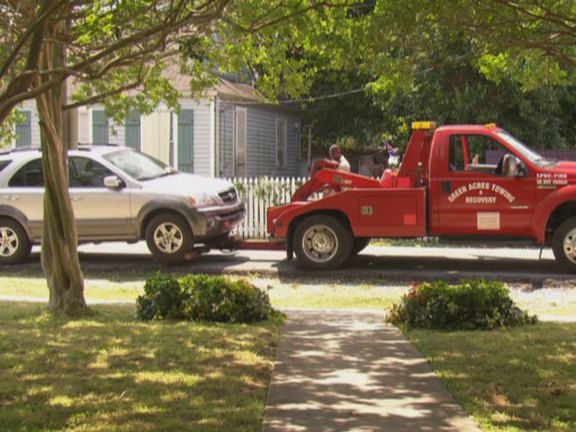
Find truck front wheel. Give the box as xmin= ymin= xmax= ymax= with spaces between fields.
xmin=552 ymin=217 xmax=576 ymax=272
xmin=293 ymin=215 xmax=352 ymax=270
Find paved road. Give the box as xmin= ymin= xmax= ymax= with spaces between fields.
xmin=2 ymin=242 xmax=573 ymax=284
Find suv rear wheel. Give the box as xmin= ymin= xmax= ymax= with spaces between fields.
xmin=0 ymin=218 xmax=32 ymax=264
xmin=145 ymin=213 xmax=193 ymax=265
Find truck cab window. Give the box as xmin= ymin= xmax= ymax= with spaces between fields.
xmin=449 ymin=136 xmax=465 ymax=171
xmin=449 ymin=134 xmax=508 ymax=175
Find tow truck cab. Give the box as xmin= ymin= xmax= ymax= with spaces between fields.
xmin=268 ymin=122 xmax=576 ymax=271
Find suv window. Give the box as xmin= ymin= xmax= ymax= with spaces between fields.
xmin=70 ymin=156 xmax=114 ymax=187
xmin=0 ymin=160 xmax=12 ymax=173
xmin=8 ymin=156 xmax=115 ymax=188
xmin=9 ymin=158 xmax=44 ymax=187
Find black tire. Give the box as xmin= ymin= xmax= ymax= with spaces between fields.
xmin=351 ymin=237 xmax=371 ymax=256
xmin=293 ymin=215 xmax=353 ymax=270
xmin=145 ymin=213 xmax=193 ymax=266
xmin=0 ymin=218 xmax=32 ymax=264
xmin=552 ymin=217 xmax=576 ymax=272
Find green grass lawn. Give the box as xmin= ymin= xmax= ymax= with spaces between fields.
xmin=1 ymin=272 xmax=576 ymax=431
xmin=406 ymin=323 xmax=576 ymax=432
xmin=0 ymin=276 xmax=144 ymax=301
xmin=0 ymin=302 xmax=282 ymax=432
xmin=0 ymin=275 xmax=407 ymax=309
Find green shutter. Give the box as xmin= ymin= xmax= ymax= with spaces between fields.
xmin=125 ymin=110 xmax=141 ymax=150
xmin=177 ymin=109 xmax=194 ymax=173
xmin=15 ymin=111 xmax=32 ymax=148
xmin=93 ymin=110 xmax=109 ymax=144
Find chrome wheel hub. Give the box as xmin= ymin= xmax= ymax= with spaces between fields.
xmin=563 ymin=228 xmax=576 ymax=264
xmin=302 ymin=224 xmax=338 ymax=263
xmin=154 ymin=223 xmax=184 ymax=254
xmin=0 ymin=227 xmax=18 ymax=257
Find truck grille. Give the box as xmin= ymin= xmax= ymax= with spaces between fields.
xmin=218 ymin=187 xmax=237 ymax=203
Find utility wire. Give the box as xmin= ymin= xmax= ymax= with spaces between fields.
xmin=278 ymin=87 xmax=366 ymax=104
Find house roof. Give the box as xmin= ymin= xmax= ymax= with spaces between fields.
xmin=163 ymin=63 xmax=264 ymax=102
xmin=214 ymin=78 xmax=265 ymax=103
xmin=67 ymin=62 xmax=299 ymax=113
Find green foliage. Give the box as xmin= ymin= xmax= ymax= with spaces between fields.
xmin=387 ymin=279 xmax=538 ymax=330
xmin=181 ymin=274 xmax=277 ymax=323
xmin=136 ymin=273 xmax=278 ymax=323
xmin=0 ymin=109 xmax=25 ymax=149
xmin=136 ymin=273 xmax=186 ymax=320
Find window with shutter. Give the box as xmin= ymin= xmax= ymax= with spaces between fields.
xmin=235 ymin=108 xmax=247 ymax=177
xmin=93 ymin=110 xmax=109 ymax=144
xmin=177 ymin=109 xmax=194 ymax=173
xmin=15 ymin=111 xmax=32 ymax=148
xmin=125 ymin=110 xmax=141 ymax=150
xmin=276 ymin=119 xmax=287 ymax=169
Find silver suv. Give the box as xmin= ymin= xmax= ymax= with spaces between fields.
xmin=0 ymin=146 xmax=245 ymax=265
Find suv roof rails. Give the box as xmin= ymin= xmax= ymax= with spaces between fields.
xmin=77 ymin=143 xmax=122 ymax=147
xmin=0 ymin=146 xmax=41 ymax=155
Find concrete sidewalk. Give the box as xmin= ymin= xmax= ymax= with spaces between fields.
xmin=262 ymin=309 xmax=482 ymax=432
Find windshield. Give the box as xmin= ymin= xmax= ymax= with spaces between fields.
xmin=496 ymin=130 xmax=550 ymax=165
xmin=104 ymin=149 xmax=176 ymax=181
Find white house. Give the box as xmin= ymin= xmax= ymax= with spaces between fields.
xmin=11 ymin=76 xmax=302 ymax=179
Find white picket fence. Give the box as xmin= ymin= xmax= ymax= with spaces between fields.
xmin=229 ymin=177 xmax=308 ymax=239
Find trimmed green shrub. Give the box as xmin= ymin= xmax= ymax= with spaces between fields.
xmin=136 ymin=273 xmax=186 ymax=320
xmin=136 ymin=273 xmax=277 ymax=323
xmin=386 ymin=279 xmax=538 ymax=330
xmin=180 ymin=274 xmax=276 ymax=323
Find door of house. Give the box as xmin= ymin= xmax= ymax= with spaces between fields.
xmin=177 ymin=109 xmax=194 ymax=173
xmin=235 ymin=107 xmax=247 ymax=177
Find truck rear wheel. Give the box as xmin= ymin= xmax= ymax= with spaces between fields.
xmin=293 ymin=215 xmax=352 ymax=270
xmin=552 ymin=217 xmax=576 ymax=272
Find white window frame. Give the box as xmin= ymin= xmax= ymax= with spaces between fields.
xmin=275 ymin=118 xmax=287 ymax=169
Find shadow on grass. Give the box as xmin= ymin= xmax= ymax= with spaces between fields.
xmin=406 ymin=322 xmax=576 ymax=431
xmin=0 ymin=302 xmax=281 ymax=432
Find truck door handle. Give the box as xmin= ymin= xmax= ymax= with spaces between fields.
xmin=441 ymin=181 xmax=451 ymax=195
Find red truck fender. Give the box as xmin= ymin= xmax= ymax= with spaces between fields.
xmin=531 ymin=185 xmax=576 ymax=243
xmin=269 ymin=196 xmax=351 ymax=239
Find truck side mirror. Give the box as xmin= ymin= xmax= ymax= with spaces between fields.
xmin=502 ymin=154 xmax=527 ymax=178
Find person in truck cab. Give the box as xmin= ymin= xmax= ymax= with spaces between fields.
xmin=329 ymin=144 xmax=351 ymax=172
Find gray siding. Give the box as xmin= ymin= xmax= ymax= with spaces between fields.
xmin=245 ymin=107 xmax=300 ymax=177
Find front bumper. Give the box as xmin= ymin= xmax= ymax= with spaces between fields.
xmin=194 ymin=202 xmax=246 ymax=240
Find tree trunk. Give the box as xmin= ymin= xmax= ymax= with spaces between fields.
xmin=35 ymin=2 xmax=86 ymax=314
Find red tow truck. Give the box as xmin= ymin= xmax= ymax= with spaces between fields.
xmin=266 ymin=121 xmax=576 ymax=271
